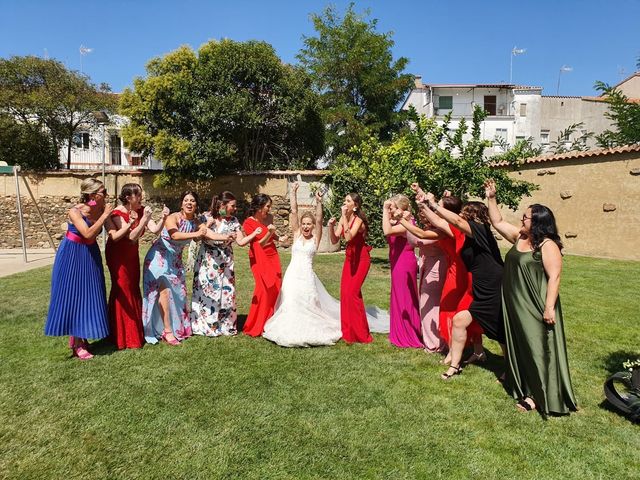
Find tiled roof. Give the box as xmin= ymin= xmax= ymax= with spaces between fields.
xmin=493 ymin=144 xmax=640 ymax=166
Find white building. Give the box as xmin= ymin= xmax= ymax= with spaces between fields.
xmin=402 ymin=76 xmax=616 ymax=155
xmin=60 ymin=114 xmax=162 ymax=170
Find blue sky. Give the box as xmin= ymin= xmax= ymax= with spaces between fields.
xmin=1 ymin=0 xmax=638 ymax=96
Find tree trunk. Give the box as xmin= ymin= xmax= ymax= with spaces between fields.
xmin=66 ymin=136 xmax=72 ymax=170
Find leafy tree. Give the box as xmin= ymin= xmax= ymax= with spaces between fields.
xmin=492 ymin=136 xmax=543 ymax=162
xmin=594 ymin=80 xmax=640 ymax=148
xmin=548 ymin=122 xmax=594 ymax=153
xmin=0 ymin=56 xmax=116 ymax=169
xmin=298 ymin=3 xmax=414 ymax=162
xmin=327 ymin=106 xmax=537 ymax=246
xmin=120 ymin=40 xmax=324 ymax=185
xmin=0 ymin=113 xmax=58 ymax=170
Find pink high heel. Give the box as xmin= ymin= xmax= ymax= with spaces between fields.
xmin=161 ymin=331 xmax=180 ymax=346
xmin=72 ymin=346 xmax=94 ymax=360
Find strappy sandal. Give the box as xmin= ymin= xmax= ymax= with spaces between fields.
xmin=463 ymin=351 xmax=487 ymax=365
xmin=441 ymin=365 xmax=462 ymax=380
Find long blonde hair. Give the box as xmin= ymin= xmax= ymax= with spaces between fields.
xmin=80 ymin=178 xmax=104 ymax=203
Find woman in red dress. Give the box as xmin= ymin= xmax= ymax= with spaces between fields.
xmin=242 ymin=194 xmax=284 ymax=337
xmin=329 ymin=193 xmax=373 ymax=343
xmin=106 ymin=183 xmax=169 ymax=349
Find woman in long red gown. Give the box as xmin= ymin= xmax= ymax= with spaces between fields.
xmin=329 ymin=193 xmax=373 ymax=343
xmin=106 ymin=184 xmax=169 ymax=349
xmin=242 ymin=194 xmax=283 ymax=337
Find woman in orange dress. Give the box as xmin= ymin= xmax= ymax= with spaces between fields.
xmin=242 ymin=194 xmax=284 ymax=336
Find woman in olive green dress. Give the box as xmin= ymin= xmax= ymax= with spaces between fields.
xmin=485 ymin=180 xmax=577 ymax=416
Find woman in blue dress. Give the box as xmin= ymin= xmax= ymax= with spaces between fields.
xmin=45 ymin=178 xmax=114 ymax=360
xmin=142 ymin=191 xmax=208 ymax=345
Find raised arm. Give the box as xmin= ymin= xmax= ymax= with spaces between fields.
xmin=147 ymin=204 xmax=171 ymax=235
xmin=398 ymin=211 xmax=450 ymax=239
xmin=382 ymin=200 xmax=406 ymax=236
xmin=236 ymin=226 xmax=261 ymax=247
xmin=314 ymin=190 xmax=324 ymax=245
xmin=69 ymin=204 xmax=113 ymax=240
xmin=541 ymin=240 xmax=563 ymax=325
xmin=484 ymin=180 xmax=520 ymax=244
xmin=424 ymin=192 xmax=472 ymax=236
xmin=289 ymin=182 xmax=300 ymax=236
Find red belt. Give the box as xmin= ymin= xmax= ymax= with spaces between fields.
xmin=65 ymin=231 xmax=95 ymax=245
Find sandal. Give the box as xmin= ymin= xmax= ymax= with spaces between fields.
xmin=161 ymin=331 xmax=181 ymax=346
xmin=441 ymin=365 xmax=462 ymax=380
xmin=72 ymin=346 xmax=94 ymax=360
xmin=516 ymin=398 xmax=536 ymax=412
xmin=463 ymin=351 xmax=487 ymax=365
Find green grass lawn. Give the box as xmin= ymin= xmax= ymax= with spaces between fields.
xmin=1 ymin=248 xmax=639 ymax=479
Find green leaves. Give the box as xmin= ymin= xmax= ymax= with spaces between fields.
xmin=298 ymin=3 xmax=413 ymax=162
xmin=120 ymin=40 xmax=325 ymax=185
xmin=328 ymin=106 xmax=537 ymax=246
xmin=594 ymin=80 xmax=640 ymax=148
xmin=0 ymin=56 xmax=116 ymax=169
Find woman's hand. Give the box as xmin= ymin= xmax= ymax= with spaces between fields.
xmin=543 ymin=306 xmax=556 ymax=325
xmin=102 ymin=203 xmax=114 ymax=218
xmin=161 ymin=204 xmax=170 ymax=218
xmin=206 ymin=216 xmax=215 ymax=228
xmin=383 ymin=199 xmax=392 ymax=210
xmin=267 ymin=224 xmax=277 ymax=233
xmin=484 ymin=179 xmax=497 ymax=199
xmin=340 ymin=204 xmax=348 ymax=217
xmin=328 ymin=217 xmax=336 ymax=227
xmin=410 ymin=182 xmax=420 ymax=193
xmin=291 ymin=181 xmax=299 ymax=193
xmin=128 ymin=209 xmax=138 ymax=226
xmin=425 ymin=192 xmax=436 ymax=204
xmin=254 ymin=227 xmax=263 ymax=235
xmin=315 ymin=190 xmax=323 ymax=202
xmin=198 ymin=223 xmax=208 ymax=239
xmin=142 ymin=206 xmax=153 ymax=220
xmin=442 ymin=190 xmax=452 ymax=198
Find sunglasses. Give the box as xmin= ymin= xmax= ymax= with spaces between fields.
xmin=521 ymin=214 xmax=531 ymax=221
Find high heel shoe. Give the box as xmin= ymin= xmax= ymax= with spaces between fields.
xmin=72 ymin=346 xmax=94 ymax=360
xmin=441 ymin=365 xmax=462 ymax=380
xmin=463 ymin=351 xmax=487 ymax=365
xmin=161 ymin=331 xmax=180 ymax=346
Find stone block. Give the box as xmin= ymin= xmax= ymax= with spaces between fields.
xmin=560 ymin=190 xmax=572 ymax=199
xmin=603 ymin=203 xmax=616 ymax=212
xmin=630 ymin=168 xmax=640 ymax=176
xmin=564 ymin=232 xmax=578 ymax=238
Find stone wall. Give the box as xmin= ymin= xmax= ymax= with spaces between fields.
xmin=498 ymin=149 xmax=640 ymax=260
xmin=0 ymin=170 xmax=327 ymax=249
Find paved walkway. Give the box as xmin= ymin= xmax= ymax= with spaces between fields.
xmin=0 ymin=248 xmax=56 ymax=278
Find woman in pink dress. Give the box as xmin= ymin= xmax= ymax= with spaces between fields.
xmin=382 ymin=194 xmax=423 ymax=348
xmin=406 ymin=210 xmax=447 ymax=353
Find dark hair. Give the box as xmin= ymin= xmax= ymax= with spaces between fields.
xmin=210 ymin=191 xmax=236 ymax=217
xmin=118 ymin=183 xmax=142 ymax=205
xmin=441 ymin=195 xmax=463 ymax=214
xmin=529 ymin=204 xmax=563 ymax=252
xmin=461 ymin=201 xmax=489 ymax=224
xmin=347 ymin=192 xmax=369 ymax=233
xmin=180 ymin=190 xmax=201 ymax=213
xmin=248 ymin=193 xmax=271 ymax=216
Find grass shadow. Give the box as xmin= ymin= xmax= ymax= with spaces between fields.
xmin=89 ymin=338 xmax=121 ymax=357
xmin=237 ymin=314 xmax=248 ymax=333
xmin=602 ymin=350 xmax=640 ymax=375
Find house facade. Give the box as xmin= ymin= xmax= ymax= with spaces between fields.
xmin=402 ymin=76 xmax=619 ymax=155
xmin=60 ymin=114 xmax=162 ymax=170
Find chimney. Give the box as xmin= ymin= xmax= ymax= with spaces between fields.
xmin=414 ymin=75 xmax=423 ymax=89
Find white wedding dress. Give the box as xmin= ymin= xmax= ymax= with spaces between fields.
xmin=262 ymin=235 xmax=389 ymax=347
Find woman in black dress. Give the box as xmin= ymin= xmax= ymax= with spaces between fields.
xmin=417 ymin=191 xmax=505 ymax=379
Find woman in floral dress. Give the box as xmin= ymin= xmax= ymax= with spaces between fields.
xmin=191 ymin=191 xmax=261 ymax=337
xmin=142 ymin=191 xmax=208 ymax=345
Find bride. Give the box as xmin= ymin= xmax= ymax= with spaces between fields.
xmin=263 ymin=183 xmax=388 ymax=347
